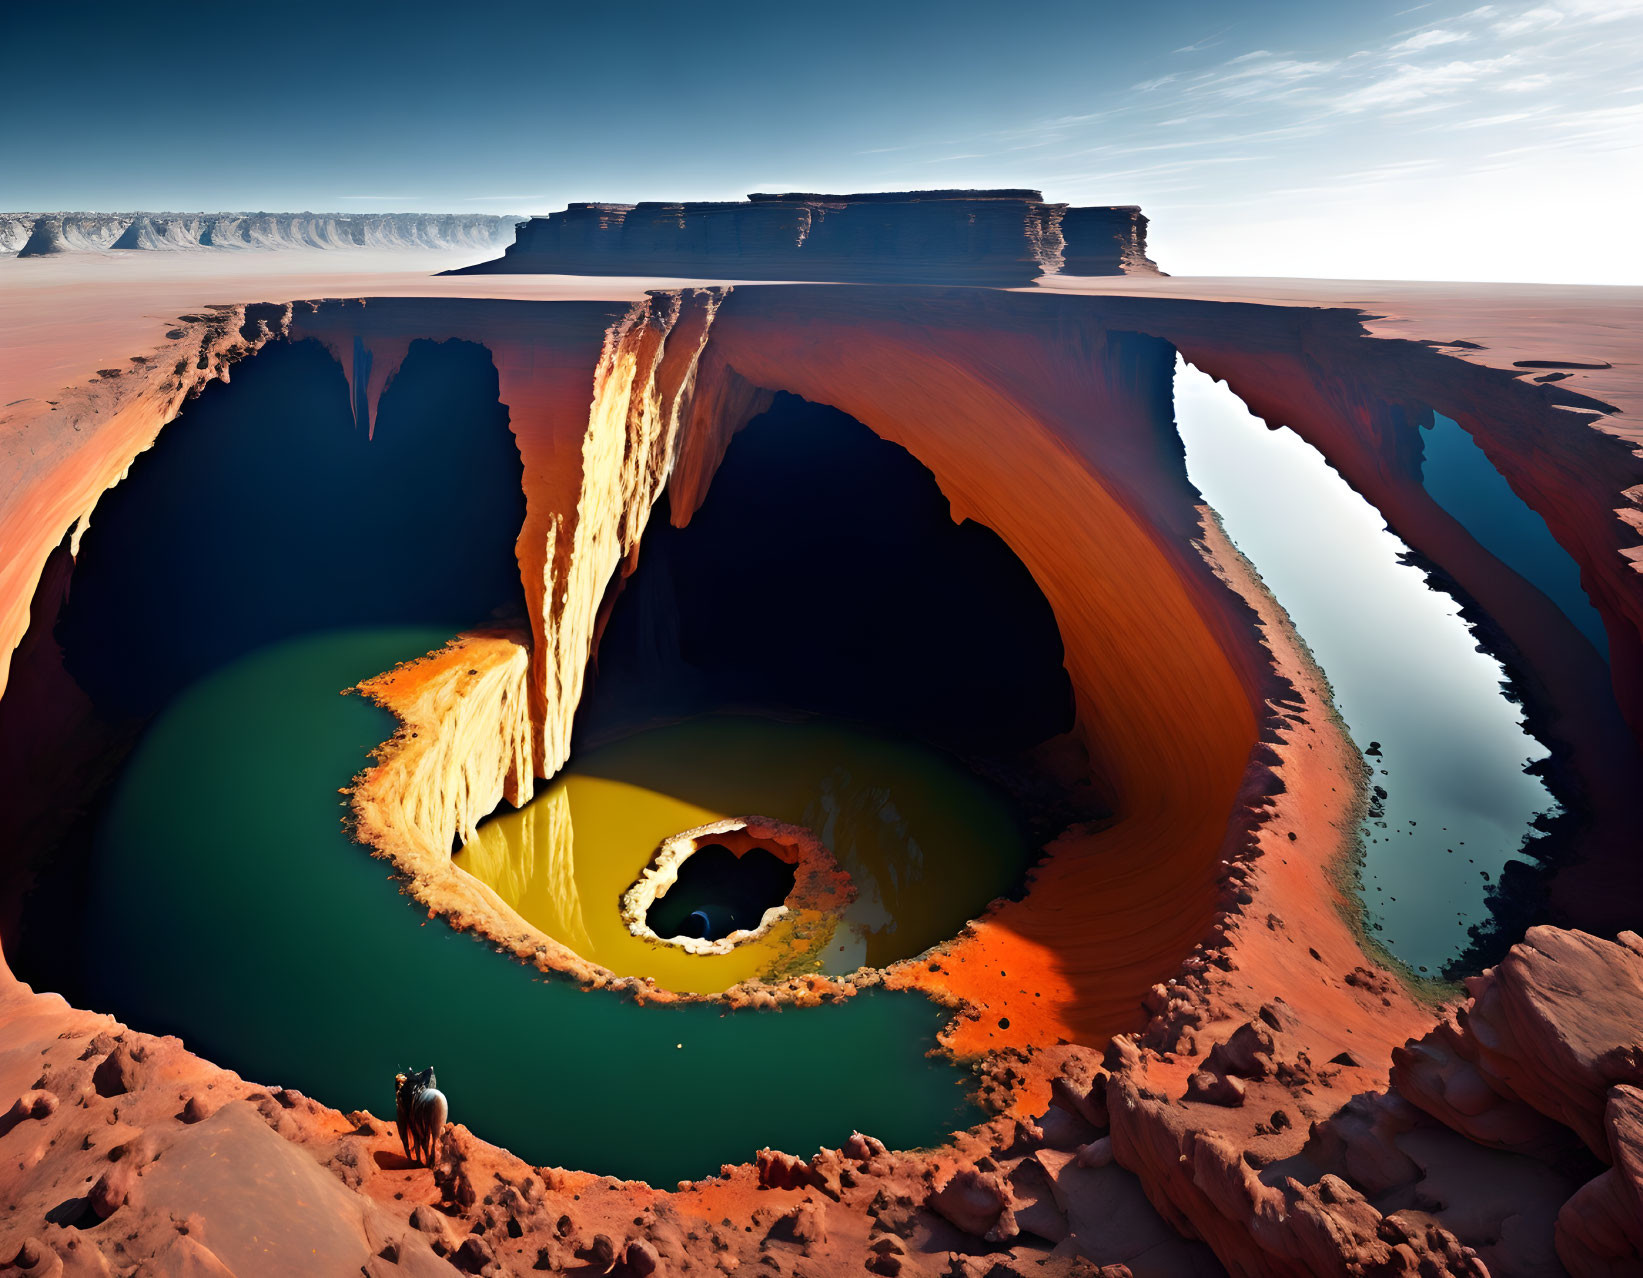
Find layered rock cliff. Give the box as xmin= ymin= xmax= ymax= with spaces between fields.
xmin=3 ymin=211 xmax=517 ymax=256
xmin=1058 ymin=206 xmax=1162 ymax=275
xmin=448 ymin=191 xmax=1161 ymax=283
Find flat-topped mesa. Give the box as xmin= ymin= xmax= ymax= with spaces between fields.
xmin=448 ymin=189 xmax=1162 ymax=283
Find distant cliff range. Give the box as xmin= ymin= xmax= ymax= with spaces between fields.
xmin=447 ymin=191 xmax=1161 ymax=284
xmin=1 ymin=212 xmax=518 ymax=257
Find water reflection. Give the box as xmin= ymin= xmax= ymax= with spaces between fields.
xmin=1173 ymin=359 xmax=1557 ymax=975
xmin=1420 ymin=411 xmax=1609 ymax=662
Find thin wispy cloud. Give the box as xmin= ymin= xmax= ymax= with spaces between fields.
xmin=1173 ymin=28 xmax=1231 ymax=54
xmin=1188 ymin=54 xmax=1340 ymax=102
xmin=1388 ymin=28 xmax=1470 ymax=52
xmin=939 ymin=0 xmax=1639 ymax=280
xmin=1329 ymin=55 xmax=1523 ymax=113
xmin=1496 ymin=0 xmax=1643 ymax=34
xmin=1494 ymin=6 xmax=1563 ymax=35
xmin=1450 ymin=109 xmax=1543 ymax=128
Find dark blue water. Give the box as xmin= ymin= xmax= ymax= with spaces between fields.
xmin=1419 ymin=411 xmax=1609 ymax=662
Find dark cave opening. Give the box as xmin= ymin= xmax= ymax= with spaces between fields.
xmin=579 ymin=391 xmax=1075 ymax=760
xmin=644 ymin=845 xmax=798 ymax=942
xmin=54 ymin=337 xmax=527 ymax=721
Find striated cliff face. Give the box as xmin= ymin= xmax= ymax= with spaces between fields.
xmin=0 ymin=300 xmax=299 ymax=702
xmin=448 ymin=190 xmax=1161 ymax=283
xmin=1057 ymin=206 xmax=1162 ymax=276
xmin=6 ymin=214 xmax=125 ymax=255
xmin=3 ymin=211 xmax=517 ymax=256
xmin=285 ymin=292 xmax=724 ymax=779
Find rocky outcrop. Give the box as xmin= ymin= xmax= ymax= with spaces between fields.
xmin=1392 ymin=928 xmax=1643 ymax=1276
xmin=0 ymin=215 xmax=32 ymax=253
xmin=1392 ymin=928 xmax=1643 ymax=1160
xmin=1057 ymin=206 xmax=1162 ymax=276
xmin=448 ymin=191 xmax=1160 ymax=283
xmin=6 ymin=211 xmax=517 ymax=255
xmin=13 ymin=215 xmax=126 ymax=256
xmin=1101 ymin=927 xmax=1643 ymax=1277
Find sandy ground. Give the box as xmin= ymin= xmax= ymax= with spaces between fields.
xmin=0 ymin=251 xmax=650 ymax=409
xmin=1034 ymin=273 xmax=1643 ymax=422
xmin=6 ymin=254 xmax=1637 ymax=424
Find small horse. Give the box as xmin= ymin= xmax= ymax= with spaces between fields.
xmin=394 ymin=1066 xmax=448 ymax=1168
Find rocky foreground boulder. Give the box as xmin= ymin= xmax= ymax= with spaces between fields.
xmin=1102 ymin=926 xmax=1643 ymax=1277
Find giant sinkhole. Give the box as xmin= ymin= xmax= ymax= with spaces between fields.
xmin=0 ymin=293 xmax=1620 ymax=1184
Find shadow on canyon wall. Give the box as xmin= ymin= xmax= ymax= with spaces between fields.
xmin=54 ymin=338 xmax=527 ymax=720
xmin=577 ymin=391 xmax=1077 ymax=775
xmin=4 ymin=336 xmax=527 ymax=972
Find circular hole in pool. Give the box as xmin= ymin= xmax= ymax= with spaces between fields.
xmin=455 ymin=712 xmax=1035 ymax=993
xmin=644 ymin=844 xmax=798 ymax=942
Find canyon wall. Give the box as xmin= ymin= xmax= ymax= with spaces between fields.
xmin=449 ymin=191 xmax=1161 ymax=283
xmin=286 ymin=293 xmax=723 ymax=779
xmin=674 ymin=286 xmax=1266 ymax=1052
xmin=2 ymin=212 xmax=517 ymax=256
xmin=316 ymin=287 xmax=1280 ymax=1043
xmin=6 ymin=286 xmax=1636 ymax=957
xmin=9 ymin=285 xmax=1637 ymax=1006
xmin=0 ymin=300 xmax=298 ymax=703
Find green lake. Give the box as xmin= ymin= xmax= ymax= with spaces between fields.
xmin=80 ymin=628 xmax=984 ymax=1185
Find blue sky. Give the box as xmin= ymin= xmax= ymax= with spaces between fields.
xmin=3 ymin=0 xmax=1638 ymax=281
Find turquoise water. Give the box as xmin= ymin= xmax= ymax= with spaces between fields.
xmin=1174 ymin=359 xmax=1558 ymax=976
xmin=1420 ymin=411 xmax=1609 ymax=662
xmin=81 ymin=628 xmax=981 ymax=1185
